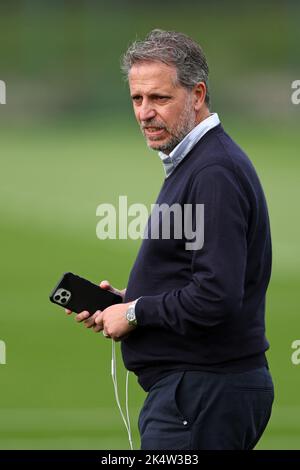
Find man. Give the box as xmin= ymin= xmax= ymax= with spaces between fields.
xmin=69 ymin=29 xmax=274 ymax=450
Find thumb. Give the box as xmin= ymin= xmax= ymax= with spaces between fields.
xmin=99 ymin=280 xmax=120 ymax=297
xmin=99 ymin=280 xmax=111 ymax=289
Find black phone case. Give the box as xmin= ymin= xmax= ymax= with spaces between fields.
xmin=49 ymin=272 xmax=122 ymax=314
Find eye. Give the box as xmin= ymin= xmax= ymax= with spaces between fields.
xmin=132 ymin=95 xmax=142 ymax=104
xmin=155 ymin=96 xmax=170 ymax=103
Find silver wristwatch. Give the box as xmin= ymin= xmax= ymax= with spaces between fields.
xmin=125 ymin=300 xmax=139 ymax=326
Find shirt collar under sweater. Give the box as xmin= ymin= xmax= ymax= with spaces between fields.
xmin=158 ymin=113 xmax=220 ymax=178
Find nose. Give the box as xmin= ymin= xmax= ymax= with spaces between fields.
xmin=138 ymin=100 xmax=156 ymax=122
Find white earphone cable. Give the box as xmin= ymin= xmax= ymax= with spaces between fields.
xmin=111 ymin=340 xmax=133 ymax=450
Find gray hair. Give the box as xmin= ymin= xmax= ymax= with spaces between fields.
xmin=121 ymin=29 xmax=210 ymax=107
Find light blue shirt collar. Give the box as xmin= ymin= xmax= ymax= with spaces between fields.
xmin=158 ymin=113 xmax=220 ymax=178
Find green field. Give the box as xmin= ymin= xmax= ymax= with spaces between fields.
xmin=0 ymin=118 xmax=299 ymax=449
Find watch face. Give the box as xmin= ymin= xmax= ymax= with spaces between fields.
xmin=127 ymin=309 xmax=135 ymax=321
xmin=126 ymin=306 xmax=137 ymax=325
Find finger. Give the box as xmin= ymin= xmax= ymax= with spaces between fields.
xmin=93 ymin=323 xmax=103 ymax=333
xmin=84 ymin=311 xmax=101 ymax=328
xmin=75 ymin=310 xmax=90 ymax=322
xmin=65 ymin=309 xmax=72 ymax=315
xmin=95 ymin=312 xmax=104 ymax=325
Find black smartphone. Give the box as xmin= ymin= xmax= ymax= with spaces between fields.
xmin=49 ymin=272 xmax=122 ymax=314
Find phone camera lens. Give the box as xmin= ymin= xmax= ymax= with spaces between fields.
xmin=60 ymin=297 xmax=67 ymax=304
xmin=62 ymin=291 xmax=67 ymax=296
xmin=54 ymin=295 xmax=61 ymax=301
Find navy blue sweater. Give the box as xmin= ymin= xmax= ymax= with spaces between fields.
xmin=122 ymin=124 xmax=272 ymax=391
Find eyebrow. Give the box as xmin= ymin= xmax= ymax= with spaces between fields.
xmin=131 ymin=93 xmax=172 ymax=99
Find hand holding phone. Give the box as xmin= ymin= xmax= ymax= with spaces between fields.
xmin=49 ymin=272 xmax=123 ymax=315
xmin=67 ymin=280 xmax=126 ymax=328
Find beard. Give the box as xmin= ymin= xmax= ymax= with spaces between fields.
xmin=140 ymin=93 xmax=196 ymax=155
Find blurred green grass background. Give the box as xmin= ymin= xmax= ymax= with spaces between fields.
xmin=0 ymin=0 xmax=300 ymax=450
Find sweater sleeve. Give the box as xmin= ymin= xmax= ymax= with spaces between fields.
xmin=134 ymin=164 xmax=250 ymax=333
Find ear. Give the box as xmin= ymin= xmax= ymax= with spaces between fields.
xmin=193 ymin=82 xmax=207 ymax=111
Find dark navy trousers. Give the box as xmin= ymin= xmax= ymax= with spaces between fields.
xmin=138 ymin=367 xmax=274 ymax=450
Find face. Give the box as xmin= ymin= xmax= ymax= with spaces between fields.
xmin=129 ymin=61 xmax=198 ymax=154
